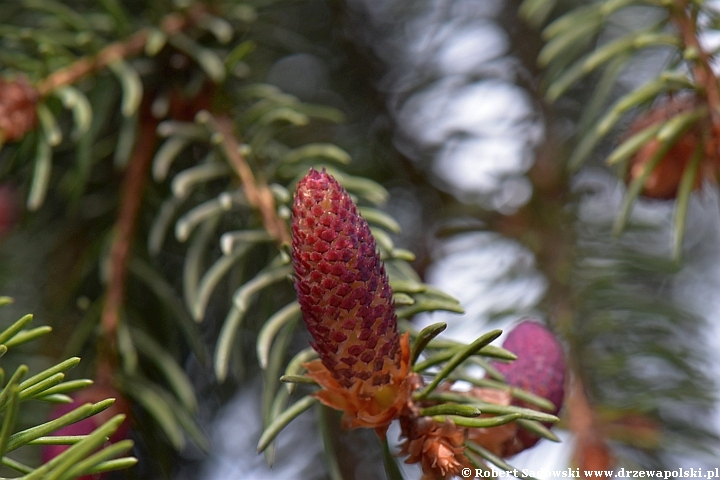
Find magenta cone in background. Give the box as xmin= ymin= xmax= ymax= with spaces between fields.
xmin=492 ymin=320 xmax=566 ymax=450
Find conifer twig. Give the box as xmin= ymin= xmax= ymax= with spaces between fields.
xmin=672 ymin=1 xmax=720 ymax=120
xmin=494 ymin=145 xmax=609 ymax=468
xmin=100 ymin=102 xmax=159 ymax=348
xmin=36 ymin=10 xmax=199 ymax=97
xmin=211 ymin=115 xmax=291 ymax=244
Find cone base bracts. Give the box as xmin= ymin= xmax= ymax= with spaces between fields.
xmin=304 ymin=333 xmax=418 ymax=437
xmin=399 ymin=412 xmax=472 ymax=480
xmin=463 ymin=388 xmax=522 ymax=457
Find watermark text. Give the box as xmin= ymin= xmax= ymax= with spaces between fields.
xmin=460 ymin=468 xmax=719 ymax=479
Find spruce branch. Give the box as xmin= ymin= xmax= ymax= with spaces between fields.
xmin=35 ymin=10 xmax=198 ymax=97
xmin=522 ymin=0 xmax=720 ymax=256
xmin=100 ymin=100 xmax=159 ymax=349
xmin=0 ymin=300 xmax=135 ymax=477
xmin=568 ymin=378 xmax=613 ymax=471
xmin=208 ymin=114 xmax=292 ymax=245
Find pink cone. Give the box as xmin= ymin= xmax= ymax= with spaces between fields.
xmin=492 ymin=320 xmax=566 ymax=450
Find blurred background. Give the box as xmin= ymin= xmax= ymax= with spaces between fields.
xmin=1 ymin=0 xmax=719 ymax=478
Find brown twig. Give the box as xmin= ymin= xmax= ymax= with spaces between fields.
xmin=100 ymin=102 xmax=159 ymax=345
xmin=212 ymin=115 xmax=292 ymax=244
xmin=36 ymin=12 xmax=189 ymax=97
xmin=673 ymin=2 xmax=720 ymax=120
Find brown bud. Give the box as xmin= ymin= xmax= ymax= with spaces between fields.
xmin=626 ymin=95 xmax=717 ymax=199
xmin=0 ymin=77 xmax=38 ymax=142
xmin=399 ymin=416 xmax=471 ymax=480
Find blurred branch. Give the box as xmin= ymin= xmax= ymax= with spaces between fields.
xmin=492 ymin=139 xmax=616 ymax=470
xmin=569 ymin=378 xmax=613 ymax=471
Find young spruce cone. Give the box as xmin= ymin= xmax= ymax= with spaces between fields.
xmin=291 ymin=168 xmax=414 ymax=437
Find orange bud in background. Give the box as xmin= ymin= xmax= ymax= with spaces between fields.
xmin=625 ymin=95 xmax=718 ymax=199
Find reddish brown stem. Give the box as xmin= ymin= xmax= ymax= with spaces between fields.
xmin=100 ymin=103 xmax=159 ymax=349
xmin=213 ymin=115 xmax=291 ymax=244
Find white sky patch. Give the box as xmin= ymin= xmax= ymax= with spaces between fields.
xmin=433 ymin=136 xmax=535 ymax=209
xmin=413 ymin=232 xmax=547 ymax=341
xmin=398 ymin=79 xmax=537 ymax=146
xmin=397 ymin=78 xmax=541 ymax=211
xmin=435 ymin=22 xmax=509 ymax=75
xmin=200 ymin=381 xmax=324 ymax=480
